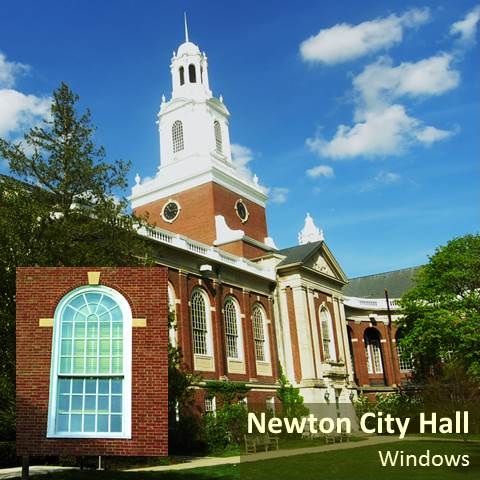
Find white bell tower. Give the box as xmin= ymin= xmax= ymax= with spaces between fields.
xmin=157 ymin=14 xmax=233 ymax=168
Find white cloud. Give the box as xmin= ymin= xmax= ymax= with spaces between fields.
xmin=307 ymin=104 xmax=454 ymax=159
xmin=450 ymin=5 xmax=480 ymax=45
xmin=0 ymin=89 xmax=51 ymax=137
xmin=0 ymin=51 xmax=50 ymax=140
xmin=0 ymin=51 xmax=29 ymax=88
xmin=231 ymin=143 xmax=255 ymax=182
xmin=269 ymin=187 xmax=289 ymax=204
xmin=353 ymin=54 xmax=460 ymax=113
xmin=415 ymin=125 xmax=455 ymax=145
xmin=360 ymin=171 xmax=401 ymax=192
xmin=306 ymin=164 xmax=334 ymax=178
xmin=299 ymin=8 xmax=429 ymax=65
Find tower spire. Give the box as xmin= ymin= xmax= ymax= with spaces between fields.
xmin=184 ymin=12 xmax=189 ymax=42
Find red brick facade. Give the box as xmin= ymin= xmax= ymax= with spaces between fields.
xmin=133 ymin=182 xmax=270 ymax=258
xmin=16 ymin=267 xmax=169 ymax=457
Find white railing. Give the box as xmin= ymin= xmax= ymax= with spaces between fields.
xmin=137 ymin=225 xmax=276 ymax=280
xmin=344 ymin=296 xmax=400 ymax=310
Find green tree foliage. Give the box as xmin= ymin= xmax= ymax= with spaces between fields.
xmin=398 ymin=234 xmax=480 ymax=381
xmin=0 ymin=82 xmax=152 ymax=445
xmin=276 ymin=367 xmax=309 ymax=421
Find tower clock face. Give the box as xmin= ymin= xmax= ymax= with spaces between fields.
xmin=162 ymin=200 xmax=180 ymax=223
xmin=235 ymin=199 xmax=249 ymax=223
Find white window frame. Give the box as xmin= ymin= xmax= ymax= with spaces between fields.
xmin=204 ymin=395 xmax=216 ymax=414
xmin=320 ymin=307 xmax=337 ymax=362
xmin=252 ymin=304 xmax=270 ymax=363
xmin=224 ymin=296 xmax=244 ymax=361
xmin=190 ymin=288 xmax=214 ymax=357
xmin=396 ymin=342 xmax=413 ymax=372
xmin=47 ymin=285 xmax=132 ymax=439
xmin=172 ymin=120 xmax=184 ymax=153
xmin=214 ymin=120 xmax=222 ymax=153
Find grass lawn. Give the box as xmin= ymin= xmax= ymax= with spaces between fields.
xmin=36 ymin=440 xmax=479 ymax=480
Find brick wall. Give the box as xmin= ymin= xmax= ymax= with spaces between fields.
xmin=16 ymin=267 xmax=169 ymax=457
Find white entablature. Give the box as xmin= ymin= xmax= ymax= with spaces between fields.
xmin=130 ymin=19 xmax=267 ymax=209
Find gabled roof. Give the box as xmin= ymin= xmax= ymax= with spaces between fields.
xmin=343 ymin=266 xmax=421 ymax=298
xmin=276 ymin=241 xmax=323 ymax=267
xmin=276 ymin=240 xmax=348 ymax=284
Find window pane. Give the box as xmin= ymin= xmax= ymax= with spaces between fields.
xmin=74 ymin=322 xmax=85 ymax=338
xmin=62 ymin=306 xmax=75 ymax=323
xmin=57 ymin=414 xmax=69 ymax=432
xmin=60 ymin=357 xmax=71 ymax=373
xmin=100 ymin=324 xmax=110 ymax=338
xmin=85 ymin=379 xmax=96 ymax=394
xmin=111 ymin=415 xmax=122 ymax=432
xmin=61 ymin=340 xmax=72 ymax=356
xmin=111 ymin=396 xmax=122 ymax=413
xmin=72 ymin=379 xmax=83 ymax=394
xmin=58 ymin=395 xmax=69 ymax=412
xmin=74 ymin=339 xmax=85 ymax=355
xmin=70 ymin=414 xmax=82 ymax=431
xmin=98 ymin=395 xmax=109 ymax=412
xmin=98 ymin=379 xmax=109 ymax=394
xmin=112 ymin=340 xmax=122 ymax=355
xmin=85 ymin=395 xmax=96 ymax=411
xmin=85 ymin=357 xmax=97 ymax=374
xmin=58 ymin=379 xmax=71 ymax=394
xmin=112 ymin=323 xmax=122 ymax=338
xmin=111 ymin=379 xmax=122 ymax=395
xmin=87 ymin=322 xmax=98 ymax=338
xmin=84 ymin=414 xmax=95 ymax=432
xmin=86 ymin=339 xmax=97 ymax=356
xmin=110 ymin=307 xmax=122 ymax=322
xmin=68 ymin=295 xmax=85 ymax=310
xmin=73 ymin=357 xmax=84 ymax=373
xmin=61 ymin=323 xmax=73 ymax=338
xmin=99 ymin=357 xmax=110 ymax=373
xmin=97 ymin=414 xmax=108 ymax=432
xmin=112 ymin=357 xmax=122 ymax=374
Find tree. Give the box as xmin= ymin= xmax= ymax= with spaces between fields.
xmin=0 ymin=82 xmax=152 ymax=446
xmin=276 ymin=367 xmax=309 ymax=421
xmin=398 ymin=234 xmax=480 ymax=381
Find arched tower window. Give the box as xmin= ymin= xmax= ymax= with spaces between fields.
xmin=214 ymin=120 xmax=222 ymax=153
xmin=364 ymin=328 xmax=383 ymax=374
xmin=172 ymin=120 xmax=184 ymax=153
xmin=190 ymin=289 xmax=210 ymax=356
xmin=320 ymin=307 xmax=336 ymax=362
xmin=47 ymin=285 xmax=131 ymax=438
xmin=252 ymin=304 xmax=269 ymax=362
xmin=179 ymin=66 xmax=185 ymax=86
xmin=188 ymin=64 xmax=196 ymax=83
xmin=224 ymin=297 xmax=241 ymax=359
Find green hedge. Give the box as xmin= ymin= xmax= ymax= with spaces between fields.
xmin=0 ymin=441 xmax=18 ymax=467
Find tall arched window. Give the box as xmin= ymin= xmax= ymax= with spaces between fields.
xmin=224 ymin=297 xmax=242 ymax=359
xmin=365 ymin=328 xmax=383 ymax=374
xmin=396 ymin=333 xmax=413 ymax=372
xmin=320 ymin=308 xmax=336 ymax=362
xmin=214 ymin=120 xmax=222 ymax=153
xmin=47 ymin=286 xmax=131 ymax=438
xmin=172 ymin=120 xmax=184 ymax=153
xmin=179 ymin=66 xmax=185 ymax=86
xmin=191 ymin=290 xmax=210 ymax=356
xmin=252 ymin=304 xmax=269 ymax=362
xmin=188 ymin=64 xmax=196 ymax=83
xmin=168 ymin=283 xmax=177 ymax=347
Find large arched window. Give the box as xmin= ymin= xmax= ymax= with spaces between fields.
xmin=179 ymin=66 xmax=185 ymax=86
xmin=224 ymin=297 xmax=242 ymax=360
xmin=190 ymin=289 xmax=211 ymax=356
xmin=252 ymin=304 xmax=269 ymax=362
xmin=47 ymin=286 xmax=131 ymax=438
xmin=320 ymin=307 xmax=336 ymax=362
xmin=214 ymin=120 xmax=222 ymax=153
xmin=188 ymin=64 xmax=196 ymax=83
xmin=172 ymin=120 xmax=184 ymax=153
xmin=365 ymin=328 xmax=383 ymax=374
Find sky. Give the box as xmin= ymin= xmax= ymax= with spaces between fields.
xmin=0 ymin=0 xmax=479 ymax=277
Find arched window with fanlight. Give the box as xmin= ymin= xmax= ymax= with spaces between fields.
xmin=47 ymin=285 xmax=132 ymax=438
xmin=172 ymin=120 xmax=184 ymax=153
xmin=320 ymin=307 xmax=336 ymax=362
xmin=252 ymin=304 xmax=269 ymax=363
xmin=224 ymin=297 xmax=242 ymax=360
xmin=190 ymin=289 xmax=211 ymax=356
xmin=214 ymin=120 xmax=222 ymax=153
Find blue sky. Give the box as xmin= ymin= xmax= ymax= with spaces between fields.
xmin=0 ymin=0 xmax=478 ymax=277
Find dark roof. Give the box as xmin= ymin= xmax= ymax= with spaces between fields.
xmin=343 ymin=266 xmax=421 ymax=298
xmin=276 ymin=241 xmax=323 ymax=267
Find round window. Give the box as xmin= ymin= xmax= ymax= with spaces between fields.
xmin=235 ymin=199 xmax=249 ymax=223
